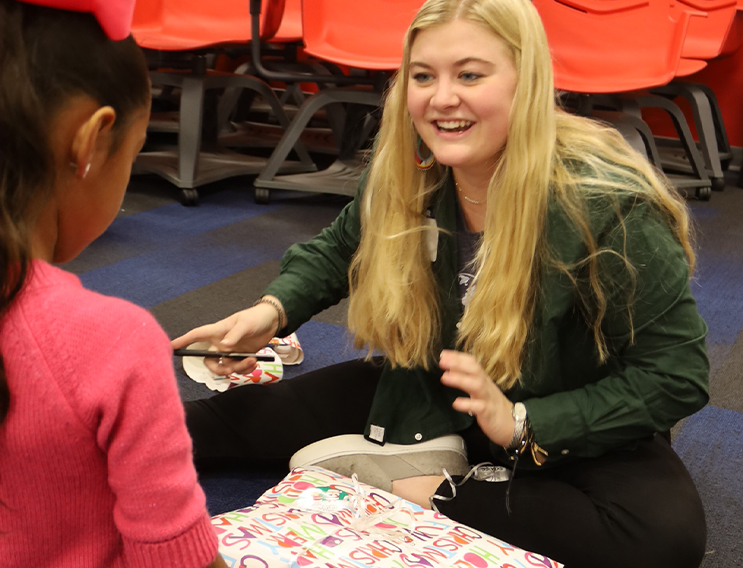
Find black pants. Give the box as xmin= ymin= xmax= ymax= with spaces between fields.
xmin=185 ymin=359 xmax=706 ymax=568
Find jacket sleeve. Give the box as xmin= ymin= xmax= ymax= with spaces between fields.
xmin=525 ymin=202 xmax=709 ymax=458
xmin=262 ymin=184 xmax=363 ymax=335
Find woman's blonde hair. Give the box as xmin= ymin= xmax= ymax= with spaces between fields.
xmin=347 ymin=0 xmax=694 ymax=390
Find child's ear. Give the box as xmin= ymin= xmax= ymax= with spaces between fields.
xmin=70 ymin=106 xmax=116 ymax=178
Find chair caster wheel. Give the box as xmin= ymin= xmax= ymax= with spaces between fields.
xmin=696 ymin=186 xmax=711 ymax=201
xmin=711 ymin=177 xmax=725 ymax=192
xmin=255 ymin=187 xmax=270 ymax=204
xmin=181 ymin=188 xmax=199 ymax=206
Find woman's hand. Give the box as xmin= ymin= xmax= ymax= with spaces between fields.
xmin=439 ymin=349 xmax=515 ymax=448
xmin=171 ymin=298 xmax=284 ymax=375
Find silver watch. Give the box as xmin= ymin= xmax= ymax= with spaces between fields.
xmin=507 ymin=402 xmax=527 ymax=450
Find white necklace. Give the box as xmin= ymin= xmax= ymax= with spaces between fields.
xmin=455 ymin=181 xmax=482 ymax=205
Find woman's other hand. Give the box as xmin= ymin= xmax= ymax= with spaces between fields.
xmin=439 ymin=349 xmax=515 ymax=447
xmin=171 ymin=297 xmax=284 ymax=375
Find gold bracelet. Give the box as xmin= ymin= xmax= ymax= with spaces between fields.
xmin=253 ymin=296 xmax=286 ymax=334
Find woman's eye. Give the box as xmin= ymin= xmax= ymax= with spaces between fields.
xmin=411 ymin=72 xmax=433 ymax=83
xmin=460 ymin=72 xmax=481 ymax=82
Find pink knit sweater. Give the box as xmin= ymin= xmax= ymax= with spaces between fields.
xmin=0 ymin=261 xmax=218 ymax=567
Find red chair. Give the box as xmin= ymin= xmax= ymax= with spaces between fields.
xmin=130 ymin=0 xmax=315 ymax=204
xmin=300 ymin=0 xmax=418 ymax=70
xmin=718 ymin=1 xmax=743 ymax=56
xmin=678 ymin=0 xmax=738 ymax=61
xmin=533 ymin=0 xmax=696 ymax=93
xmin=272 ymin=0 xmax=302 ymax=43
xmin=646 ymin=0 xmax=738 ymax=193
xmin=672 ymin=0 xmax=737 ymax=74
xmin=216 ymin=0 xmax=347 ymax=170
xmin=533 ymin=0 xmax=722 ymax=199
xmin=132 ymin=0 xmax=283 ymax=50
xmin=251 ymin=0 xmax=425 ymax=203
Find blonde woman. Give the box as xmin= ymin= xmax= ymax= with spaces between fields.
xmin=173 ymin=0 xmax=708 ymax=566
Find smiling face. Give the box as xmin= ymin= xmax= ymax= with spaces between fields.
xmin=407 ymin=18 xmax=518 ymax=183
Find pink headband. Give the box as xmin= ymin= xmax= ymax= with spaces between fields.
xmin=17 ymin=0 xmax=135 ymax=41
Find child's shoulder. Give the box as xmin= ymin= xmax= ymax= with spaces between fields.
xmin=25 ymin=261 xmax=168 ymax=351
xmin=16 ymin=262 xmax=174 ymax=402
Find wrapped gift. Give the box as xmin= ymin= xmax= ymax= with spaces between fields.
xmin=211 ymin=466 xmax=563 ymax=568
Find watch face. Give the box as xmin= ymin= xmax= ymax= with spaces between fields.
xmin=514 ymin=403 xmax=527 ymax=421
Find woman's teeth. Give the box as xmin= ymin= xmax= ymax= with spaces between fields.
xmin=436 ymin=120 xmax=472 ymax=132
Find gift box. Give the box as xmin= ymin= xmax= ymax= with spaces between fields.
xmin=211 ymin=466 xmax=563 ymax=568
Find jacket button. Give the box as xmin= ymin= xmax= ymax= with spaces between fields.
xmin=414 ymin=433 xmax=423 ymax=441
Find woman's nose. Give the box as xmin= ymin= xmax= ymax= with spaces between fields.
xmin=429 ymin=79 xmax=459 ymax=109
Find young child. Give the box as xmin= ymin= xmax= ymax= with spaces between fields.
xmin=0 ymin=1 xmax=227 ymax=566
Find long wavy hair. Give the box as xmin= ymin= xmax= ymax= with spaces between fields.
xmin=0 ymin=0 xmax=150 ymax=425
xmin=346 ymin=0 xmax=694 ymax=390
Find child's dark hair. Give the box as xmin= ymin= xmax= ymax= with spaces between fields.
xmin=0 ymin=0 xmax=150 ymax=424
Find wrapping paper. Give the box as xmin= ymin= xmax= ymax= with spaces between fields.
xmin=269 ymin=333 xmax=304 ymax=365
xmin=211 ymin=466 xmax=563 ymax=568
xmin=182 ymin=333 xmax=303 ymax=392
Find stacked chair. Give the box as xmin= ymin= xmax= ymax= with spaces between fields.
xmin=211 ymin=0 xmax=341 ymax=163
xmin=131 ymin=0 xmax=740 ymax=205
xmin=130 ymin=0 xmax=423 ymax=204
xmin=130 ymin=0 xmax=317 ymax=204
xmin=249 ymin=0 xmax=424 ymax=203
xmin=533 ymin=0 xmax=740 ymax=201
xmin=648 ymin=0 xmax=737 ymax=192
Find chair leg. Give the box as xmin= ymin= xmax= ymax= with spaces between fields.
xmin=618 ymin=114 xmax=663 ymax=168
xmin=568 ymin=95 xmax=661 ymax=169
xmin=651 ymin=82 xmax=727 ymax=191
xmin=633 ymin=95 xmax=712 ymax=186
xmin=177 ymin=76 xmax=206 ymax=191
xmin=255 ymin=89 xmax=381 ymax=186
xmin=209 ymin=73 xmax=317 ymax=168
xmin=692 ymin=82 xmax=733 ymax=168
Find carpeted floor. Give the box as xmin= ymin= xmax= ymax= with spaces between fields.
xmin=66 ymin=171 xmax=743 ymax=568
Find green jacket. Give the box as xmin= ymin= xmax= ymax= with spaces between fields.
xmin=264 ymin=175 xmax=709 ymax=467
